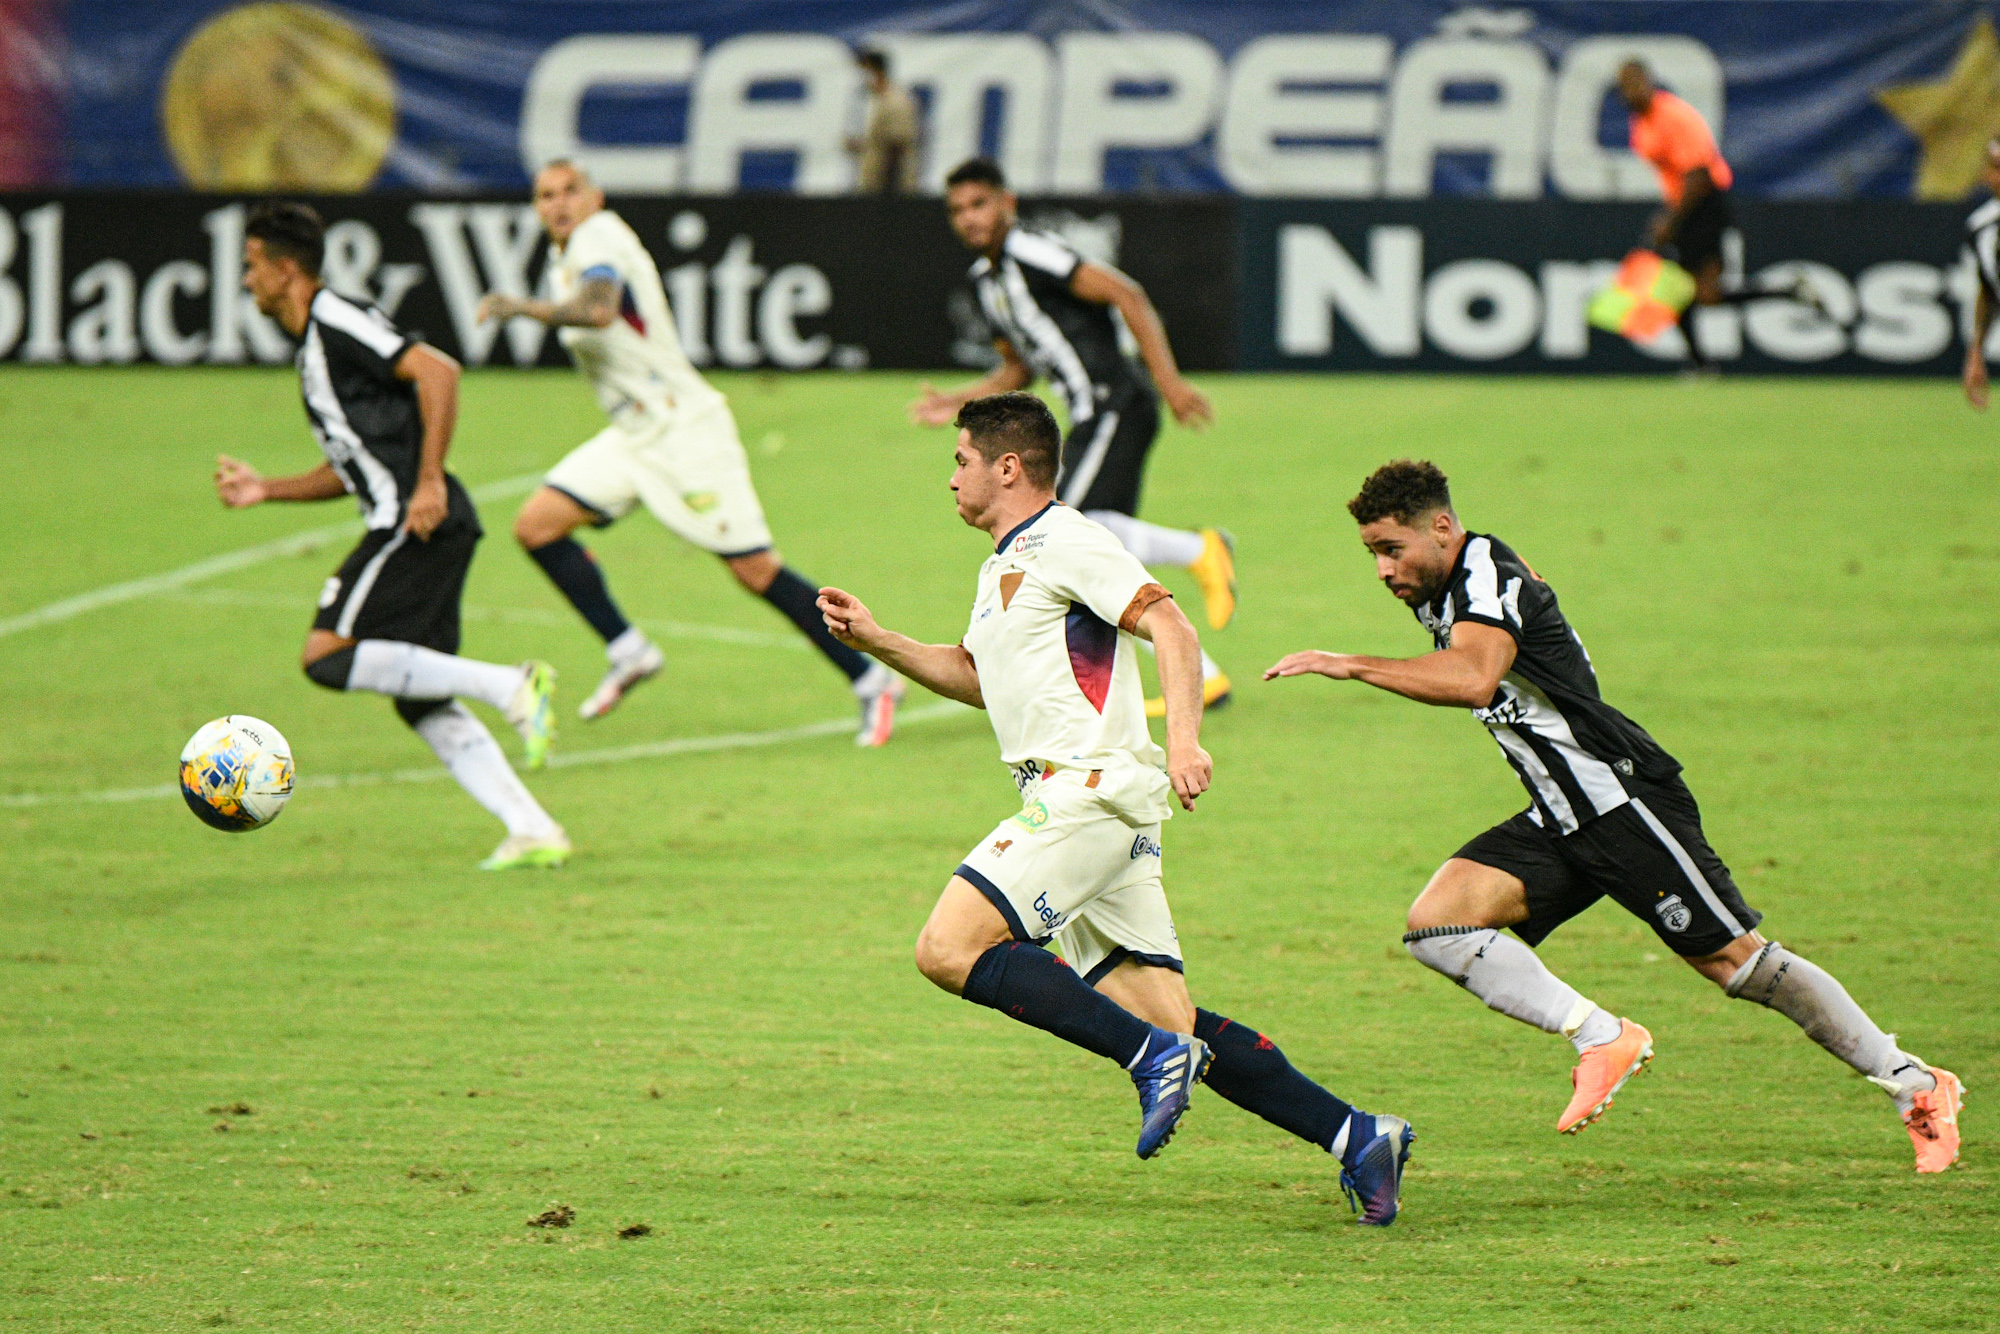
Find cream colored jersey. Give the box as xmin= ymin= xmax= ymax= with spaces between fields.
xmin=549 ymin=209 xmax=723 ymax=426
xmin=963 ymin=503 xmax=1171 ymax=802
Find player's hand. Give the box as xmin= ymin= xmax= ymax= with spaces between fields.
xmin=1160 ymin=376 xmax=1214 ymax=429
xmin=1262 ymin=651 xmax=1358 ymax=682
xmin=475 ymin=294 xmax=514 ymax=324
xmin=403 ymin=475 xmax=448 ymax=539
xmin=214 ymin=455 xmax=267 ymax=509
xmin=817 ymin=586 xmax=881 ymax=650
xmin=907 ymin=384 xmax=959 ymax=427
xmin=1965 ymin=349 xmax=1990 ymax=411
xmin=1166 ymin=743 xmax=1213 ymax=811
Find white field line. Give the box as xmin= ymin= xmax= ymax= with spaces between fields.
xmin=0 ymin=699 xmax=972 ymax=811
xmin=0 ymin=473 xmax=544 ymax=641
xmin=167 ymin=587 xmax=811 ymax=651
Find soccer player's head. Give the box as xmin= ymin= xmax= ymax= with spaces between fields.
xmin=856 ymin=48 xmax=890 ymax=88
xmin=950 ymin=392 xmax=1059 ymax=526
xmin=533 ymin=159 xmax=605 ymax=243
xmin=944 ymin=157 xmax=1015 ymax=254
xmin=1616 ymin=60 xmax=1655 ymax=113
xmin=242 ymin=201 xmax=324 ymax=315
xmin=1348 ymin=460 xmax=1464 ymax=605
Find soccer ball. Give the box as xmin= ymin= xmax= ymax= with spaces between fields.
xmin=179 ymin=716 xmax=295 ymax=832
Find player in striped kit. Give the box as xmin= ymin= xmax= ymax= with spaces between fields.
xmin=1267 ymin=459 xmax=1962 ymax=1172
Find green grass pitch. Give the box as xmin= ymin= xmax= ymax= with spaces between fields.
xmin=0 ymin=366 xmax=1993 ymax=1332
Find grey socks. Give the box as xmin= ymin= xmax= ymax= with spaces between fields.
xmin=1405 ymin=926 xmax=1621 ymax=1053
xmin=1726 ymin=941 xmax=1935 ymax=1113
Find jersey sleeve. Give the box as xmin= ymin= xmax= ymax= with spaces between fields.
xmin=1006 ymin=230 xmax=1081 ymax=283
xmin=563 ymin=221 xmax=625 ymax=289
xmin=311 ymin=294 xmax=414 ymax=384
xmin=1038 ymin=522 xmax=1172 ymax=633
xmin=1453 ymin=538 xmax=1526 ymax=642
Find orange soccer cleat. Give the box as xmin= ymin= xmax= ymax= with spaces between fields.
xmin=1902 ymin=1066 xmax=1965 ymax=1174
xmin=1557 ymin=1019 xmax=1653 ymax=1134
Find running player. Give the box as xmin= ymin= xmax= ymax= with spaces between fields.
xmin=1265 ymin=460 xmax=1962 ymax=1172
xmin=1617 ymin=60 xmax=1821 ymax=373
xmin=818 ymin=394 xmax=1415 ymax=1224
xmin=214 ymin=202 xmax=568 ymax=871
xmin=1961 ymin=138 xmax=2000 ymax=410
xmin=475 ymin=161 xmax=904 ymax=743
xmin=910 ymin=157 xmax=1236 ymax=714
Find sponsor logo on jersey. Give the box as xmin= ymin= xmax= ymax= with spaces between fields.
xmin=1031 ymin=891 xmax=1067 ymax=932
xmin=1013 ymin=531 xmax=1047 ymax=555
xmin=1472 ymin=693 xmax=1529 ymax=726
xmin=681 ymin=491 xmax=719 ymax=514
xmin=1011 ymin=759 xmax=1045 ymax=793
xmin=318 ymin=576 xmax=342 ymax=609
xmin=1130 ymin=833 xmax=1162 ymax=860
xmin=1655 ymin=894 xmax=1692 ymax=933
xmin=1013 ymin=799 xmax=1050 ymax=829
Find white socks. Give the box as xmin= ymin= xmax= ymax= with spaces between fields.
xmin=605 ymin=625 xmax=652 ymax=666
xmin=1726 ymin=941 xmax=1936 ymax=1113
xmin=413 ymin=703 xmax=560 ymax=838
xmin=1087 ymin=510 xmax=1206 ymax=568
xmin=350 ymin=640 xmax=521 ymax=711
xmin=1406 ymin=927 xmax=1621 ymax=1053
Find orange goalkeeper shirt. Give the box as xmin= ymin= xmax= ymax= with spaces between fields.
xmin=1628 ymin=90 xmax=1732 ymax=206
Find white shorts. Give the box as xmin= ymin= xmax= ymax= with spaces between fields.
xmin=955 ymin=766 xmax=1181 ymax=985
xmin=544 ymin=400 xmax=773 ymax=556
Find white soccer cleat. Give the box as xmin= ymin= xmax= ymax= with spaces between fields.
xmin=853 ymin=662 xmax=905 ymax=747
xmin=580 ymin=639 xmax=665 ymax=720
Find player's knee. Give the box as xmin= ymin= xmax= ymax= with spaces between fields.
xmin=728 ymin=550 xmax=781 ymax=594
xmin=514 ymin=509 xmax=560 ymax=549
xmin=912 ymin=927 xmax=974 ymax=992
xmin=302 ymin=646 xmax=355 ymax=691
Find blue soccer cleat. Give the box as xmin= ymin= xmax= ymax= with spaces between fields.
xmin=1339 ymin=1112 xmax=1415 ymax=1226
xmin=1131 ymin=1028 xmax=1213 ymax=1160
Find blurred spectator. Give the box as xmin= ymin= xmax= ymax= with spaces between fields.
xmin=848 ymin=49 xmax=918 ymax=194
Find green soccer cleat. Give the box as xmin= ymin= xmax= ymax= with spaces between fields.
xmin=479 ymin=828 xmax=571 ymax=871
xmin=505 ymin=661 xmax=558 ymax=769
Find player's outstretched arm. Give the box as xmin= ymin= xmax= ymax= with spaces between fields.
xmin=214 ymin=455 xmax=346 ymax=507
xmin=1263 ymin=622 xmax=1517 ymax=709
xmin=908 ymin=341 xmax=1033 ymax=426
xmin=1069 ymin=262 xmax=1213 ymax=429
xmin=476 ymin=277 xmax=618 ymax=330
xmin=1135 ymin=597 xmax=1212 ymax=810
xmin=817 ymin=587 xmax=984 ymax=707
xmin=394 ymin=343 xmax=461 ymax=539
xmin=1966 ymin=287 xmax=1992 ymax=411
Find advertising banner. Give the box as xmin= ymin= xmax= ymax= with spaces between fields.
xmin=0 ymin=192 xmax=1235 ymax=371
xmin=5 ymin=1 xmax=1995 ymax=200
xmin=1238 ymin=199 xmax=1984 ymax=375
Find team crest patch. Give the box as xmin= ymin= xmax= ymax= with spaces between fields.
xmin=1012 ymin=801 xmax=1050 ymax=830
xmin=990 ymin=839 xmax=1012 ymax=856
xmin=1655 ymin=894 xmax=1692 ymax=933
xmin=681 ymin=491 xmax=720 ymax=513
xmin=318 ymin=576 xmax=342 ymax=609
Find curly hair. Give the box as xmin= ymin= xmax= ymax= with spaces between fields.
xmin=1348 ymin=459 xmax=1453 ymax=526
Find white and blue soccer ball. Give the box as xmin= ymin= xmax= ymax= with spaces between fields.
xmin=179 ymin=716 xmax=295 ymax=832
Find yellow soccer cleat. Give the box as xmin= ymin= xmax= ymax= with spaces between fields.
xmin=1145 ymin=672 xmax=1233 ymax=718
xmin=1557 ymin=1019 xmax=1653 ymax=1134
xmin=505 ymin=660 xmax=558 ymax=769
xmin=479 ymin=828 xmax=571 ymax=871
xmin=1187 ymin=528 xmax=1237 ymax=630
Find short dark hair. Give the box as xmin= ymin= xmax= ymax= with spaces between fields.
xmin=1348 ymin=459 xmax=1453 ymax=526
xmin=956 ymin=392 xmax=1059 ymax=489
xmin=945 ymin=156 xmax=1007 ymax=191
xmin=244 ymin=201 xmax=325 ymax=278
xmin=857 ymin=49 xmax=888 ymax=75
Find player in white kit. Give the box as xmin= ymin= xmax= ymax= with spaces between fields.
xmin=476 ymin=161 xmax=904 ymax=742
xmin=817 ymin=394 xmax=1414 ymax=1220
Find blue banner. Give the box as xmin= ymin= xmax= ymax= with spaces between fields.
xmin=19 ymin=2 xmax=1999 ymax=198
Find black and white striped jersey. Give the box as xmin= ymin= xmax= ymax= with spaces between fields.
xmin=970 ymin=227 xmax=1146 ymax=424
xmin=1968 ymin=197 xmax=2000 ymax=302
xmin=1416 ymin=533 xmax=1682 ymax=835
xmin=296 ymin=288 xmax=426 ymax=531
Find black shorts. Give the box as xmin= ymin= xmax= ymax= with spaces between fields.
xmin=312 ymin=482 xmax=482 ymax=653
xmin=1667 ymin=189 xmax=1734 ymax=273
xmin=1454 ymin=777 xmax=1762 ymax=958
xmin=1056 ymin=386 xmax=1160 ymax=516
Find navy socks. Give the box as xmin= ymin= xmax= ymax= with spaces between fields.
xmin=760 ymin=565 xmax=868 ymax=682
xmin=963 ymin=942 xmax=1152 ymax=1067
xmin=1194 ymin=1009 xmax=1354 ymax=1154
xmin=527 ymin=538 xmax=631 ymax=644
